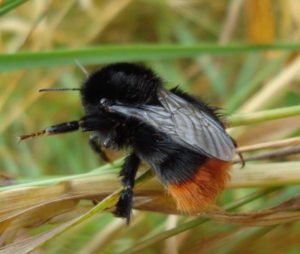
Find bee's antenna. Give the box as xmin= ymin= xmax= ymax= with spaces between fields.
xmin=39 ymin=59 xmax=87 ymax=93
xmin=75 ymin=59 xmax=89 ymax=77
xmin=39 ymin=88 xmax=81 ymax=92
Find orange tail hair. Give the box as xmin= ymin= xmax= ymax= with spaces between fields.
xmin=167 ymin=160 xmax=230 ymax=214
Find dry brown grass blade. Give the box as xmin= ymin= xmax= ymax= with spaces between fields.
xmin=0 ymin=217 xmax=79 ymax=254
xmin=201 ymin=194 xmax=300 ymax=226
xmin=1 ymin=162 xmax=300 ymax=220
xmin=0 ymin=174 xmax=120 ymax=218
xmin=0 ymin=159 xmax=299 ymax=252
xmin=237 ymin=136 xmax=300 ymax=152
xmin=219 ymin=0 xmax=243 ymax=44
xmin=235 ymin=146 xmax=300 ymax=163
xmin=239 ymin=55 xmax=300 ymax=113
xmin=0 ymin=175 xmax=176 ymax=250
xmin=229 ymin=161 xmax=300 ymax=188
xmin=164 ymin=215 xmax=179 ymax=254
xmin=0 ymin=162 xmax=299 ymax=232
xmin=0 ymin=170 xmax=154 ymax=253
xmin=0 ymin=207 xmax=140 ymax=254
xmin=0 ymin=199 xmax=78 ymax=244
xmin=236 ymin=117 xmax=300 ymax=146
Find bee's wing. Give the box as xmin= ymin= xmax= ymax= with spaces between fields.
xmin=109 ymin=89 xmax=235 ymax=161
xmin=157 ymin=89 xmax=235 ymax=161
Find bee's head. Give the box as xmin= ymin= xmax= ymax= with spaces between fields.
xmin=80 ymin=63 xmax=162 ymax=113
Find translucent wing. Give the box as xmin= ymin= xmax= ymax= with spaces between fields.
xmin=109 ymin=89 xmax=235 ymax=161
xmin=157 ymin=89 xmax=235 ymax=161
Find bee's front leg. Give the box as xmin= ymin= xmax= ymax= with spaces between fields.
xmin=114 ymin=152 xmax=140 ymax=225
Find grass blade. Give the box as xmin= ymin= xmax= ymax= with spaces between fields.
xmin=1 ymin=44 xmax=300 ymax=71
xmin=0 ymin=0 xmax=29 ymax=16
xmin=121 ymin=188 xmax=279 ymax=254
xmin=228 ymin=105 xmax=300 ymax=127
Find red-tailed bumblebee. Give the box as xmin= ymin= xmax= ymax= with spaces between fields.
xmin=20 ymin=63 xmax=239 ymax=224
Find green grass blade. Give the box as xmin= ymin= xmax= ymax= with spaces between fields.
xmin=1 ymin=44 xmax=300 ymax=72
xmin=228 ymin=105 xmax=300 ymax=127
xmin=227 ymin=55 xmax=285 ymax=112
xmin=172 ymin=21 xmax=227 ymax=98
xmin=0 ymin=0 xmax=29 ymax=16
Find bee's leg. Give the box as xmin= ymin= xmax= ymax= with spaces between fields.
xmin=89 ymin=133 xmax=111 ymax=163
xmin=230 ymin=137 xmax=245 ymax=168
xmin=114 ymin=152 xmax=140 ymax=224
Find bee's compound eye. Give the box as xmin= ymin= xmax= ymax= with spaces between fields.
xmin=100 ymin=98 xmax=107 ymax=105
xmin=99 ymin=98 xmax=114 ymax=112
xmin=100 ymin=98 xmax=113 ymax=106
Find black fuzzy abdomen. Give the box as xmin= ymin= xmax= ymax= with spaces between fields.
xmin=129 ymin=123 xmax=208 ymax=184
xmin=156 ymin=148 xmax=208 ymax=184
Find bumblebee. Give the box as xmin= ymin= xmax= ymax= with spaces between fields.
xmin=20 ymin=63 xmax=238 ymax=224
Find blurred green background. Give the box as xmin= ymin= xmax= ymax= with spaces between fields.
xmin=0 ymin=0 xmax=300 ymax=253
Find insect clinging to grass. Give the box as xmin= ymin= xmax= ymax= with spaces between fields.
xmin=20 ymin=63 xmax=242 ymax=224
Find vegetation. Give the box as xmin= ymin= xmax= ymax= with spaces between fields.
xmin=0 ymin=1 xmax=300 ymax=253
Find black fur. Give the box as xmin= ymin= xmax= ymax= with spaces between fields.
xmin=78 ymin=63 xmax=222 ymax=222
xmin=81 ymin=63 xmax=161 ymax=114
xmin=23 ymin=63 xmax=233 ymax=223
